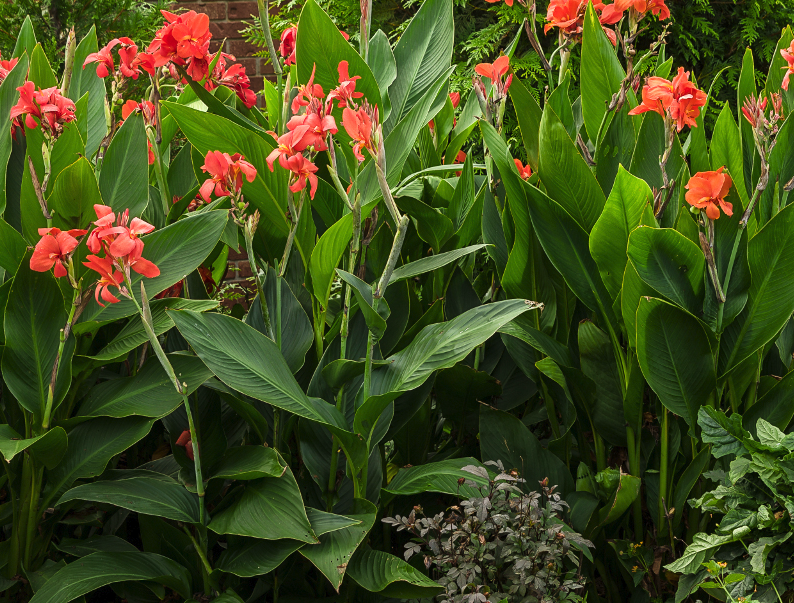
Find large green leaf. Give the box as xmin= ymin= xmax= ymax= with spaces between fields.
xmin=621 ymin=262 xmax=658 ymax=349
xmin=57 ymin=472 xmax=200 ymax=523
xmin=698 ymin=406 xmax=750 ymax=459
xmin=2 ymin=257 xmax=73 ymax=417
xmin=310 ymin=213 xmax=353 ymax=310
xmin=383 ymin=458 xmax=489 ymax=499
xmin=89 ymin=299 xmax=218 ymax=361
xmin=509 ymin=77 xmax=542 ymax=172
xmin=636 ymin=298 xmax=715 ymax=432
xmin=383 ymin=0 xmax=453 ymax=131
xmin=348 ymin=549 xmax=442 ymax=598
xmin=595 ymin=106 xmax=635 ymax=196
xmin=163 ymin=102 xmax=291 ymax=260
xmin=480 ymin=406 xmax=574 ymax=494
xmin=99 ymin=113 xmax=149 ymax=218
xmin=28 ymin=552 xmax=191 ymax=603
xmin=666 ymin=533 xmax=737 ymax=575
xmin=68 ymin=27 xmax=107 ymax=157
xmin=0 ymin=55 xmax=29 ymax=216
xmin=743 ymin=369 xmax=794 ymax=436
xmin=49 ymin=158 xmax=102 ymax=231
xmin=590 ymin=166 xmax=653 ymax=299
xmin=580 ymin=2 xmax=635 ymax=141
xmin=211 ymin=446 xmax=285 ymax=481
xmin=387 ymin=244 xmax=486 ymax=285
xmin=78 ymin=210 xmax=227 ymax=323
xmin=0 ymin=218 xmax=26 ymax=273
xmin=216 ymin=538 xmax=303 ymax=577
xmin=0 ymin=424 xmax=67 ymax=469
xmin=719 ymin=203 xmax=794 ymax=375
xmin=77 ymin=355 xmax=210 ymax=419
xmin=43 ymin=417 xmax=154 ymax=507
xmin=301 ymin=500 xmax=376 ymax=591
xmin=737 ymin=48 xmax=757 ymax=203
xmin=539 ymin=104 xmax=606 ymax=232
xmin=11 ymin=16 xmax=36 ymax=58
xmin=54 ymin=535 xmax=139 ymax=557
xmin=209 ymin=465 xmax=317 ymax=543
xmin=627 ymin=226 xmax=705 ymax=315
xmin=711 ymin=104 xmax=750 ymax=211
xmin=297 ymin=0 xmax=381 ymax=110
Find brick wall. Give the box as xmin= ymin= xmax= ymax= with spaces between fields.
xmin=174 ymin=0 xmax=275 ymax=292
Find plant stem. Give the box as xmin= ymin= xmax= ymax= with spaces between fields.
xmin=146 ymin=127 xmax=171 ymax=215
xmin=244 ymin=214 xmax=274 ymax=340
xmin=23 ymin=466 xmax=43 ymax=568
xmin=256 ymin=0 xmax=284 ymax=133
xmin=360 ymin=0 xmax=372 ymax=61
xmin=659 ymin=407 xmax=669 ymax=532
xmin=558 ymin=47 xmax=570 ymax=86
xmin=626 ymin=426 xmax=643 ymax=539
xmin=42 ymin=286 xmax=81 ymax=429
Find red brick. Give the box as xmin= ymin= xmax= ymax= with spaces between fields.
xmin=237 ymin=57 xmax=259 ymax=74
xmin=248 ymin=75 xmax=264 ymax=90
xmin=210 ymin=22 xmax=247 ymax=39
xmin=227 ymin=39 xmax=261 ymax=57
xmin=261 ymin=61 xmax=275 ymax=75
xmin=228 ymin=250 xmax=247 ymax=261
xmin=174 ymin=2 xmax=227 ymax=20
xmin=227 ymin=1 xmax=259 ymax=20
xmin=236 ymin=261 xmax=253 ymax=278
xmin=209 ymin=39 xmax=226 ymax=54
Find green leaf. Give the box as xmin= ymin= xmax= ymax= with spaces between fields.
xmin=11 ymin=16 xmax=36 ymax=58
xmin=510 ymin=77 xmax=542 ymax=171
xmin=297 ymin=0 xmax=381 ymax=112
xmin=44 ymin=417 xmax=154 ymax=507
xmin=348 ymin=549 xmax=442 ymax=598
xmin=398 ymin=196 xmax=454 ymax=253
xmin=719 ymin=203 xmax=794 ymax=375
xmin=68 ymin=27 xmax=107 ymax=157
xmin=627 ymin=226 xmax=705 ymax=315
xmin=499 ymin=318 xmax=573 ymax=367
xmin=711 ymin=104 xmax=750 ymax=211
xmin=0 ymin=425 xmax=67 ymax=469
xmin=76 ymin=355 xmax=210 ymax=419
xmin=594 ymin=469 xmax=641 ymax=528
xmin=99 ymin=113 xmax=149 ymax=218
xmin=383 ymin=0 xmax=453 ymax=131
xmin=766 ymin=27 xmax=794 ymax=114
xmin=383 ymin=458 xmax=489 ymax=499
xmin=737 ymin=48 xmax=757 ymax=203
xmin=28 ymin=44 xmax=57 ymax=88
xmin=78 ymin=210 xmax=228 ymax=323
xmin=310 ymin=213 xmax=353 ymax=310
xmin=89 ymin=299 xmax=218 ymax=361
xmin=216 ymin=538 xmax=303 ymax=577
xmin=57 ymin=472 xmax=200 ymax=523
xmin=301 ymin=500 xmax=376 ymax=591
xmin=743 ymin=369 xmax=794 ymax=436
xmin=666 ymin=532 xmax=737 ymax=574
xmin=337 ymin=269 xmax=389 ymax=340
xmin=0 ymin=55 xmax=29 ymax=216
xmin=49 ymin=158 xmax=102 ymax=231
xmin=580 ymin=2 xmax=635 ymax=141
xmin=368 ymin=30 xmax=397 ymax=104
xmin=54 ymin=535 xmax=139 ymax=557
xmin=698 ymin=406 xmax=750 ymax=459
xmin=480 ymin=406 xmax=574 ymax=494
xmin=621 ymin=262 xmax=658 ymax=349
xmin=590 ymin=166 xmax=654 ymax=299
xmin=2 ymin=256 xmax=73 ymax=418
xmin=387 ymin=244 xmax=486 ymax=285
xmin=636 ymin=298 xmax=715 ymax=432
xmin=28 ymin=552 xmax=191 ymax=603
xmin=210 ymin=446 xmax=286 ymax=481
xmin=0 ymin=218 xmax=27 ymax=273
xmin=595 ymin=107 xmax=635 ymax=196
xmin=209 ymin=464 xmax=317 ymax=543
xmin=539 ymin=104 xmax=606 ymax=232
xmin=672 ymin=446 xmax=711 ymax=531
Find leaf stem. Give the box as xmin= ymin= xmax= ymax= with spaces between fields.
xmin=146 ymin=126 xmax=171 ymax=216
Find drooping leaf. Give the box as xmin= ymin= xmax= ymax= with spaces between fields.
xmin=383 ymin=458 xmax=489 ymax=499
xmin=99 ymin=113 xmax=149 ymax=218
xmin=387 ymin=244 xmax=486 ymax=285
xmin=0 ymin=218 xmax=27 ymax=273
xmin=311 ymin=213 xmax=353 ymax=310
xmin=210 ymin=446 xmax=286 ymax=481
xmin=68 ymin=27 xmax=108 ymax=157
xmin=348 ymin=549 xmax=442 ymax=598
xmin=0 ymin=425 xmax=67 ymax=469
xmin=216 ymin=538 xmax=304 ymax=577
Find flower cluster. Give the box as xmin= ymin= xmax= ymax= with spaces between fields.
xmin=267 ymin=61 xmax=370 ymax=198
xmin=628 ymin=67 xmax=707 ymax=131
xmin=612 ymin=0 xmax=670 ymax=20
xmin=685 ymin=167 xmax=733 ymax=220
xmin=10 ymin=82 xmax=76 ymax=139
xmin=199 ymin=150 xmax=257 ymax=203
xmin=30 ymin=227 xmax=87 ymax=278
xmin=544 ymin=0 xmax=622 ymax=45
xmin=475 ymin=55 xmax=512 ymax=101
xmin=782 ymin=40 xmax=794 ymax=91
xmin=83 ymin=37 xmax=155 ymax=80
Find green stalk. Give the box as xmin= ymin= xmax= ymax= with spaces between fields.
xmin=658 ymin=407 xmax=669 ymax=533
xmin=256 ymin=0 xmax=285 ymax=134
xmin=626 ymin=426 xmax=643 ymax=539
xmin=146 ymin=127 xmax=171 ymax=216
xmin=182 ymin=525 xmax=213 ymax=592
xmin=23 ymin=466 xmax=43 ymax=567
xmin=244 ymin=214 xmax=274 ymax=340
xmin=42 ymin=286 xmax=80 ymax=429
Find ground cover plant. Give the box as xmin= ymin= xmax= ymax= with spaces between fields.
xmin=1 ymin=0 xmax=794 ymax=601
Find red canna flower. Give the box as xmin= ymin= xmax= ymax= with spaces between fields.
xmin=83 ymin=254 xmax=125 ymax=306
xmin=175 ymin=430 xmax=195 ymax=460
xmin=106 ymin=215 xmax=156 ymax=258
xmin=782 ymin=40 xmax=794 ymax=91
xmin=126 ymin=246 xmax=161 ymax=278
xmin=454 ymin=150 xmax=467 ymax=176
xmin=216 ymin=63 xmax=257 ymax=108
xmin=10 ymin=82 xmax=76 ymax=138
xmin=283 ymin=153 xmax=319 ymax=199
xmin=514 ymin=158 xmax=532 ymax=180
xmin=544 ymin=0 xmax=620 ymax=44
xmin=613 ymin=0 xmax=670 ymax=19
xmin=485 ymin=0 xmax=514 ymax=6
xmin=148 ymin=10 xmax=211 ymax=67
xmin=199 ymin=150 xmax=257 ymax=202
xmin=685 ymin=166 xmax=733 ymax=220
xmin=286 ymin=112 xmax=337 ymax=152
xmin=132 ymin=52 xmax=157 ymax=77
xmin=280 ymin=25 xmax=297 ymax=66
xmin=342 ymin=105 xmax=376 ymax=161
xmin=30 ymin=228 xmax=86 ymax=277
xmin=629 ymin=67 xmax=706 ymax=131
xmin=292 ymin=65 xmax=326 ymax=115
xmin=83 ymin=39 xmax=118 ymax=78
xmin=0 ymin=54 xmax=19 ymax=85
xmin=266 ymin=127 xmax=314 ymax=169
xmin=475 ymin=55 xmax=513 ymax=98
xmin=327 ymin=61 xmax=364 ymax=110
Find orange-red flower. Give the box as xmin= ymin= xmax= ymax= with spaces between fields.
xmin=514 ymin=158 xmax=532 ymax=180
xmin=199 ymin=150 xmax=257 ymax=202
xmin=0 ymin=53 xmax=18 ymax=85
xmin=292 ymin=65 xmax=326 ymax=115
xmin=282 ymin=153 xmax=319 ymax=199
xmin=175 ymin=430 xmax=195 ymax=460
xmin=84 ymin=37 xmax=144 ymax=79
xmin=148 ymin=10 xmax=211 ymax=67
xmin=280 ymin=25 xmax=297 ymax=66
xmin=685 ymin=167 xmax=733 ymax=220
xmin=782 ymin=40 xmax=794 ymax=91
xmin=83 ymin=254 xmax=125 ymax=306
xmin=10 ymin=82 xmax=76 ymax=138
xmin=613 ymin=0 xmax=669 ymax=19
xmin=216 ymin=63 xmax=257 ymax=108
xmin=544 ymin=0 xmax=620 ymax=44
xmin=629 ymin=67 xmax=706 ymax=131
xmin=475 ymin=55 xmax=513 ymax=98
xmin=30 ymin=228 xmax=86 ymax=277
xmin=327 ymin=60 xmax=364 ymax=110
xmin=342 ymin=105 xmax=376 ymax=162
xmin=485 ymin=0 xmax=514 ymax=7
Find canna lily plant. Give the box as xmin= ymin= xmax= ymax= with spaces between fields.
xmin=0 ymin=0 xmax=793 ymax=601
